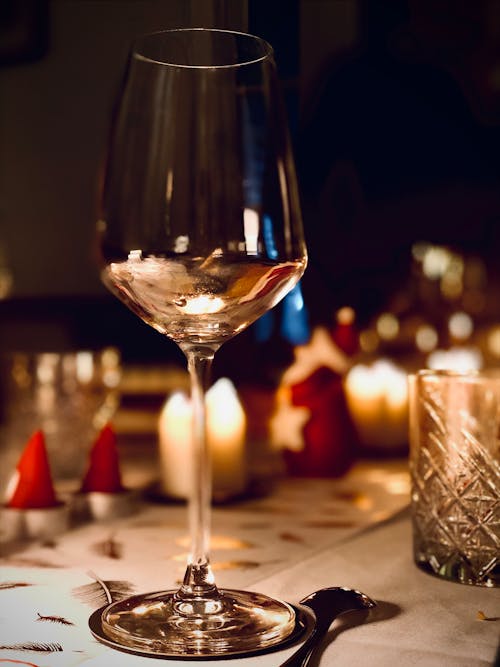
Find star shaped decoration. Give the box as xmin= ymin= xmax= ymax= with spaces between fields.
xmin=269 ymin=387 xmax=310 ymax=452
xmin=281 ymin=326 xmax=349 ymax=387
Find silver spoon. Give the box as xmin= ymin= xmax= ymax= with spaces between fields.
xmin=280 ymin=587 xmax=376 ymax=667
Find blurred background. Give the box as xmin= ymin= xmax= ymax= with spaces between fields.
xmin=2 ymin=0 xmax=500 ymax=477
xmin=2 ymin=0 xmax=500 ymax=348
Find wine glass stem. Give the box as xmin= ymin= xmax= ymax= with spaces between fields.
xmin=178 ymin=343 xmax=219 ymax=600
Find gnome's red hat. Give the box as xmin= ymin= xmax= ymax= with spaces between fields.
xmin=80 ymin=424 xmax=124 ymax=494
xmin=7 ymin=430 xmax=60 ymax=509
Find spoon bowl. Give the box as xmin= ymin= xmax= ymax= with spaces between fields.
xmin=281 ymin=587 xmax=376 ymax=667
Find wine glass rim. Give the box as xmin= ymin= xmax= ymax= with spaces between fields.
xmin=131 ymin=27 xmax=274 ymax=69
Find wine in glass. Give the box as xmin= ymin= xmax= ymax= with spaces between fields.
xmin=96 ymin=28 xmax=307 ymax=657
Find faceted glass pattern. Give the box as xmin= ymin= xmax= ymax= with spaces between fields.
xmin=409 ymin=371 xmax=500 ymax=587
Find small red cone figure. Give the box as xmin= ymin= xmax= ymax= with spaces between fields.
xmin=331 ymin=306 xmax=359 ymax=357
xmin=80 ymin=423 xmax=124 ymax=494
xmin=7 ymin=430 xmax=60 ymax=509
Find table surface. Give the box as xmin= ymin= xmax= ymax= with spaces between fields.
xmin=0 ymin=458 xmax=498 ymax=666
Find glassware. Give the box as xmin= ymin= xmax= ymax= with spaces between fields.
xmin=409 ymin=370 xmax=500 ymax=587
xmin=96 ymin=28 xmax=307 ymax=656
xmin=0 ymin=348 xmax=121 ymax=486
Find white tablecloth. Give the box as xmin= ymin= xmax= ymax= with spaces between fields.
xmin=0 ymin=462 xmax=498 ymax=666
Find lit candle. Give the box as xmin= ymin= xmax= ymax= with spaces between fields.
xmin=158 ymin=378 xmax=247 ymax=500
xmin=158 ymin=392 xmax=193 ymax=499
xmin=426 ymin=346 xmax=482 ymax=372
xmin=206 ymin=379 xmax=247 ymax=500
xmin=344 ymin=359 xmax=408 ymax=449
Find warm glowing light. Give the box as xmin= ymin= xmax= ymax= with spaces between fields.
xmin=175 ymin=535 xmax=252 ymax=549
xmin=345 ymin=365 xmax=381 ymax=400
xmin=487 ymin=327 xmax=500 ymax=357
xmin=5 ymin=470 xmax=20 ymax=503
xmin=385 ymin=473 xmax=411 ymax=495
xmin=202 ymin=600 xmax=221 ymax=614
xmin=102 ymin=347 xmax=121 ymax=388
xmin=133 ymin=601 xmax=163 ymax=615
xmin=180 ymin=294 xmax=225 ymax=315
xmin=243 ymin=208 xmax=259 ymax=255
xmin=344 ymin=359 xmax=409 ymax=448
xmin=36 ymin=354 xmax=58 ymax=384
xmin=164 ymin=392 xmax=191 ymax=421
xmin=128 ymin=249 xmax=142 ymax=261
xmin=415 ymin=325 xmax=438 ymax=353
xmin=158 ymin=392 xmax=192 ymax=499
xmin=375 ymin=360 xmax=408 ymax=404
xmin=158 ymin=379 xmax=246 ymax=499
xmin=385 ymin=372 xmax=408 ymax=410
xmin=336 ymin=306 xmax=355 ymax=325
xmin=376 ymin=313 xmax=399 ymax=340
xmin=206 ymin=378 xmax=247 ymax=497
xmin=173 ymin=235 xmax=189 ymax=253
xmin=427 ymin=347 xmax=482 ymax=372
xmin=206 ymin=378 xmax=246 ymax=442
xmin=76 ymin=351 xmax=94 ymax=384
xmin=448 ymin=312 xmax=473 ymax=341
xmin=422 ymin=245 xmax=451 ymax=279
xmin=134 ymin=604 xmax=149 ymax=615
xmin=353 ymin=493 xmax=374 ymax=511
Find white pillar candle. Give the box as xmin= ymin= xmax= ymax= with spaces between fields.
xmin=158 ymin=392 xmax=193 ymax=499
xmin=206 ymin=378 xmax=247 ymax=500
xmin=158 ymin=379 xmax=247 ymax=500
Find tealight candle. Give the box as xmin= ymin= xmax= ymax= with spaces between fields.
xmin=159 ymin=378 xmax=247 ymax=500
xmin=344 ymin=359 xmax=408 ymax=449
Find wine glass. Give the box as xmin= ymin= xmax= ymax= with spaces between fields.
xmin=96 ymin=28 xmax=307 ymax=658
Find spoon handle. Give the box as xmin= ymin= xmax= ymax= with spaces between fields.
xmin=279 ymin=627 xmax=320 ymax=667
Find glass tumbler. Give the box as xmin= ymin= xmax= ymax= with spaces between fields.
xmin=409 ymin=370 xmax=499 ymax=587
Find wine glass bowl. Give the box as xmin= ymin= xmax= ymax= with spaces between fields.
xmin=96 ymin=27 xmax=307 ymax=657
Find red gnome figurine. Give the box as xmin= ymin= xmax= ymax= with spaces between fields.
xmin=7 ymin=430 xmax=60 ymax=509
xmin=78 ymin=424 xmax=134 ymax=520
xmin=284 ymin=366 xmax=357 ymax=477
xmin=272 ymin=326 xmax=358 ymax=478
xmin=80 ymin=423 xmax=124 ymax=494
xmin=4 ymin=430 xmax=68 ymax=540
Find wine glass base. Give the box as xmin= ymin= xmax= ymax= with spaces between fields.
xmin=89 ymin=589 xmax=308 ymax=659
